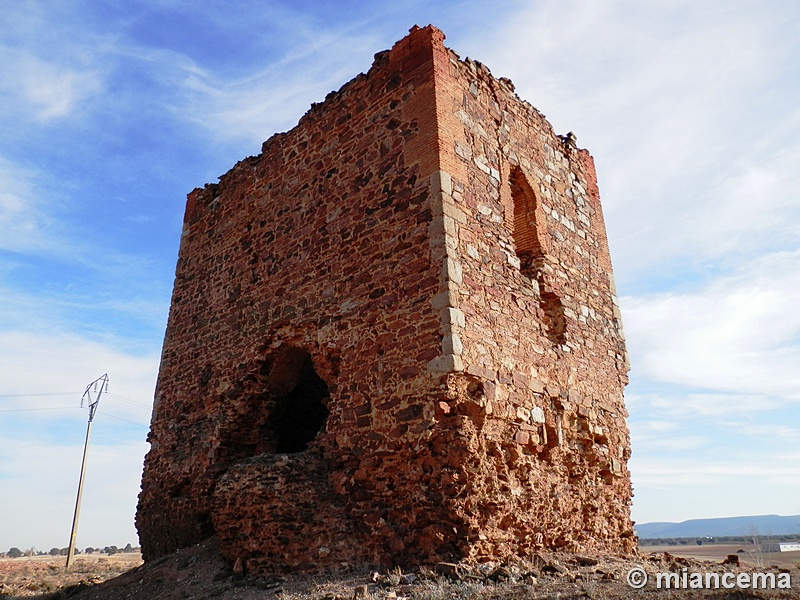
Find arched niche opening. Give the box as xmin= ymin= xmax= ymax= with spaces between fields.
xmin=509 ymin=166 xmax=545 ymax=278
xmin=508 ymin=166 xmax=567 ymax=348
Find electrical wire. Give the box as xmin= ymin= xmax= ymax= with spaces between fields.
xmin=1 ymin=407 xmax=148 ymax=427
xmin=0 ymin=391 xmax=151 ymax=410
xmin=0 ymin=389 xmax=150 ymax=425
xmin=0 ymin=406 xmax=79 ymax=413
xmin=96 ymin=411 xmax=148 ymax=427
xmin=105 ymin=392 xmax=151 ymax=409
xmin=0 ymin=392 xmax=77 ymax=398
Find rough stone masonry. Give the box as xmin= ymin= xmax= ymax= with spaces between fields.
xmin=137 ymin=25 xmax=635 ymax=574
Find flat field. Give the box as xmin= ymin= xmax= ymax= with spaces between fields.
xmin=644 ymin=543 xmax=800 ymax=569
xmin=0 ymin=553 xmax=142 ymax=598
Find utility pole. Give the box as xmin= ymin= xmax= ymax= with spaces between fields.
xmin=66 ymin=374 xmax=108 ymax=569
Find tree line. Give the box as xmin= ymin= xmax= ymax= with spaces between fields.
xmin=3 ymin=544 xmax=139 ymax=558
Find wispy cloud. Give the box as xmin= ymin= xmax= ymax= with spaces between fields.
xmin=0 ymin=50 xmax=103 ymax=122
xmin=622 ymin=250 xmax=800 ymax=401
xmin=168 ymin=31 xmax=385 ymax=148
xmin=631 ymin=433 xmax=709 ymax=452
xmin=642 ymin=391 xmax=786 ymax=418
xmin=0 ymin=156 xmax=145 ymax=267
xmin=0 ymin=330 xmax=157 ymax=417
xmin=474 ymin=0 xmax=800 ymax=283
xmin=633 ymin=456 xmax=800 ymax=485
xmin=722 ymin=422 xmax=800 ymax=444
xmin=0 ymin=157 xmax=62 ymax=255
xmin=630 ymin=452 xmax=800 ymax=521
xmin=0 ymin=1 xmax=106 ymax=126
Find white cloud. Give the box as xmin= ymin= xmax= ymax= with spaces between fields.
xmin=632 ymin=433 xmax=708 ymax=452
xmin=0 ymin=47 xmax=103 ymax=123
xmin=473 ymin=0 xmax=800 ymax=280
xmin=171 ymin=32 xmax=384 ymax=148
xmin=0 ymin=330 xmax=156 ymax=550
xmin=87 ymin=7 xmax=390 ymax=151
xmin=722 ymin=422 xmax=800 ymax=444
xmin=630 ymin=452 xmax=800 ymax=522
xmin=0 ymin=153 xmax=175 ymax=324
xmin=651 ymin=392 xmax=785 ymax=418
xmin=19 ymin=56 xmax=102 ymax=121
xmin=633 ymin=457 xmax=800 ymax=487
xmin=622 ymin=250 xmax=800 ymax=402
xmin=0 ymin=437 xmax=148 ymax=551
xmin=0 ymin=157 xmax=150 ymax=271
xmin=0 ymin=157 xmax=61 ymax=255
xmin=0 ymin=330 xmax=157 ymax=421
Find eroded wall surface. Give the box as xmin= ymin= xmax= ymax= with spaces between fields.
xmin=137 ymin=25 xmax=634 ymax=574
xmin=422 ymin=38 xmax=634 ymax=559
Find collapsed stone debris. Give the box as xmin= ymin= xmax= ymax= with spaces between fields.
xmin=136 ymin=24 xmax=635 ymax=575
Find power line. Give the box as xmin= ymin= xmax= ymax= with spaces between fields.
xmin=0 ymin=406 xmax=80 ymax=413
xmin=0 ymin=406 xmax=150 ymax=424
xmin=0 ymin=392 xmax=77 ymax=398
xmin=0 ymin=387 xmax=151 ymax=424
xmin=105 ymin=392 xmax=151 ymax=409
xmin=97 ymin=411 xmax=148 ymax=427
xmin=0 ymin=406 xmax=150 ymax=426
xmin=0 ymin=392 xmax=151 ymax=412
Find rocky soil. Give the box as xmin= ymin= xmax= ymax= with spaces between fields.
xmin=3 ymin=538 xmax=797 ymax=599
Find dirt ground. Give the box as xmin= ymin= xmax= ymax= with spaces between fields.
xmin=1 ymin=540 xmax=798 ymax=599
xmin=0 ymin=553 xmax=142 ymax=598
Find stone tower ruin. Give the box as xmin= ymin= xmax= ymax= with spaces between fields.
xmin=137 ymin=25 xmax=634 ymax=573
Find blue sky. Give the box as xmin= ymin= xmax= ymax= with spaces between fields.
xmin=1 ymin=0 xmax=798 ymax=551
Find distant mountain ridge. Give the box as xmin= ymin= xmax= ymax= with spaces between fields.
xmin=635 ymin=514 xmax=800 ymax=539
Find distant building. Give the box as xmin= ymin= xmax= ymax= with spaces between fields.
xmin=760 ymin=542 xmax=800 ymax=553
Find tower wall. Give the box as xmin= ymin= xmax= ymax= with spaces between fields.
xmin=137 ymin=25 xmax=634 ymax=574
xmin=422 ymin=42 xmax=634 ymax=556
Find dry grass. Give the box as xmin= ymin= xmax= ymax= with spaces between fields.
xmin=0 ymin=553 xmax=141 ymax=598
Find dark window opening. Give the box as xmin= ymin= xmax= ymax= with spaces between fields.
xmin=267 ymin=349 xmax=330 ymax=453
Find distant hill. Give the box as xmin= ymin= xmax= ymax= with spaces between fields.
xmin=635 ymin=514 xmax=800 ymax=539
